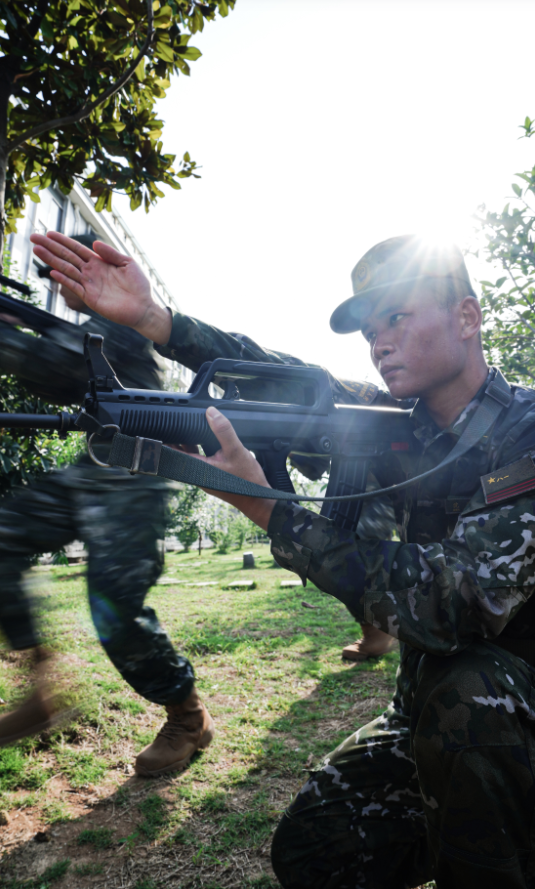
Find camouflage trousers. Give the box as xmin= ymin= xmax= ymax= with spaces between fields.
xmin=271 ymin=640 xmax=535 ymax=888
xmin=0 ymin=457 xmax=195 ymax=705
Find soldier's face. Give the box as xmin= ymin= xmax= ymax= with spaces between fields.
xmin=360 ymin=284 xmax=468 ymax=401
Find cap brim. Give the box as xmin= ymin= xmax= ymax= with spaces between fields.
xmin=329 ymin=275 xmax=428 ymax=334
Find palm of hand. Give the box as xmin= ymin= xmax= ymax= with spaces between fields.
xmin=81 ymin=256 xmax=151 ymax=329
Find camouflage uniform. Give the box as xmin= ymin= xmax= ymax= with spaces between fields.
xmin=267 ymin=371 xmax=535 ymax=888
xmin=0 ymin=313 xmax=194 ymax=705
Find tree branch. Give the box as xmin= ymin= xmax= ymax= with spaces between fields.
xmin=7 ymin=0 xmax=154 ymax=155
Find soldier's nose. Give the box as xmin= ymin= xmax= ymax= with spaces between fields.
xmin=373 ymin=341 xmax=392 ymax=360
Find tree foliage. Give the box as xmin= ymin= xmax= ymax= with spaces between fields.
xmin=0 ymin=0 xmax=234 ymax=254
xmin=474 ymin=120 xmax=535 ymax=385
xmin=167 ymin=484 xmax=210 ymax=553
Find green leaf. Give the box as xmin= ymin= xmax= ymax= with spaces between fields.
xmin=134 ymin=56 xmax=146 ymax=81
xmin=512 ymin=183 xmax=522 ymax=197
xmin=177 ymin=46 xmax=202 ymax=61
xmin=41 ymin=18 xmax=56 ymax=42
xmin=154 ymin=40 xmax=175 ymax=63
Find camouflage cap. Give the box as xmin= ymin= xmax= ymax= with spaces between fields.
xmin=330 ymin=234 xmax=473 ymax=334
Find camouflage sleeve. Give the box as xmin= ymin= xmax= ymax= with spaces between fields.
xmin=155 ymin=312 xmax=403 ymax=408
xmin=155 ymin=312 xmax=292 ymax=373
xmin=268 ymin=497 xmax=535 ymax=655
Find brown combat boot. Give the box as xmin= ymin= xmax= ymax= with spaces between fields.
xmin=135 ymin=688 xmax=215 ymax=778
xmin=0 ymin=648 xmax=73 ymax=747
xmin=342 ymin=625 xmax=398 ymax=662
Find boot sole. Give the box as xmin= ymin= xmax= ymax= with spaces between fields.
xmin=0 ymin=706 xmax=79 ymax=748
xmin=134 ymin=720 xmax=215 ymax=778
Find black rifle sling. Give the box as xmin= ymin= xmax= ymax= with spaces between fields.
xmin=107 ymin=370 xmax=512 ymax=504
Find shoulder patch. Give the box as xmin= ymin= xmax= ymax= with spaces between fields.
xmin=481 ymin=456 xmax=535 ymax=505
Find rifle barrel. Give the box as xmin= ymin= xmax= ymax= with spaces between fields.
xmin=0 ymin=291 xmax=78 ymax=334
xmin=0 ymin=412 xmax=77 ymax=433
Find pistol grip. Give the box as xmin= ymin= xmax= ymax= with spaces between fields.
xmin=256 ymin=451 xmax=296 ymax=494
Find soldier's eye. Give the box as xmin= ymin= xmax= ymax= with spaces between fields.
xmin=389 ymin=313 xmax=405 ymax=326
xmin=364 ymin=330 xmax=376 ymax=344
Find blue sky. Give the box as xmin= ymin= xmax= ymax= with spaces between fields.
xmin=115 ymin=0 xmax=535 ymax=383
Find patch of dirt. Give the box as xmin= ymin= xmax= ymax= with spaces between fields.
xmin=0 ymin=771 xmax=278 ymax=889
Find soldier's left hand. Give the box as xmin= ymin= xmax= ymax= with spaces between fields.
xmin=30 ymin=232 xmax=172 ymax=344
xmin=187 ymin=407 xmax=276 ymax=531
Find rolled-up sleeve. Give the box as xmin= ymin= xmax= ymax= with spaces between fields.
xmin=268 ymin=498 xmax=535 ymax=656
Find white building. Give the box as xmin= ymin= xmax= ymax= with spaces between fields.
xmin=7 ymin=182 xmax=194 ymax=391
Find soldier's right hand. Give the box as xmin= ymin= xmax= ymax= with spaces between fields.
xmin=30 ymin=232 xmax=172 ymax=344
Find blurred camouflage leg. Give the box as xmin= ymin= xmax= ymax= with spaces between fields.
xmin=75 ymin=478 xmax=196 ymax=705
xmin=412 ymin=640 xmax=535 ymax=888
xmin=271 ymin=706 xmax=433 ymax=889
xmin=0 ymin=476 xmax=76 ymax=650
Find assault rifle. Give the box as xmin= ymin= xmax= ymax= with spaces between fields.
xmin=0 ymin=278 xmax=78 ymax=336
xmin=0 ymin=334 xmax=415 ymax=533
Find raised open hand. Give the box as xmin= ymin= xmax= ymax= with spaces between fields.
xmin=30 ymin=232 xmax=172 ymax=344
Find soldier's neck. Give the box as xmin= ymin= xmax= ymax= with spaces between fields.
xmin=422 ymin=356 xmax=490 ymax=430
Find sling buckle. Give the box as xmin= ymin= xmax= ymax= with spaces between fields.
xmin=131 ymin=436 xmax=162 ymax=476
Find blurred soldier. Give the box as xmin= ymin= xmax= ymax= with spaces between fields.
xmin=0 ymin=237 xmax=214 ymax=777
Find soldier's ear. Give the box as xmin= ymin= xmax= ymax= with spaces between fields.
xmin=459 ymin=296 xmax=482 ymax=342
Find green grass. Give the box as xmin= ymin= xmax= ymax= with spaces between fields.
xmin=3 ymin=859 xmax=71 ymax=888
xmin=0 ymin=545 xmax=402 ymax=887
xmin=77 ymin=827 xmax=115 ymax=849
xmin=53 ymin=749 xmax=108 ymax=788
xmin=73 ymin=863 xmax=104 ymax=876
xmin=120 ymin=793 xmax=170 ymax=847
xmin=0 ymin=746 xmax=51 ymax=792
xmin=41 ymin=800 xmax=72 ymax=825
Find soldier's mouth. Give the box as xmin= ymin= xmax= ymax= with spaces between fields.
xmin=381 ymin=366 xmax=402 ymax=382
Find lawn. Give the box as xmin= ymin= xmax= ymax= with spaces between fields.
xmin=0 ymin=545 xmax=430 ymax=889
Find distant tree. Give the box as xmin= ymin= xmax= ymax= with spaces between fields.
xmin=474 ymin=117 xmax=535 ymax=385
xmin=167 ymin=485 xmax=210 ymax=554
xmin=0 ymin=0 xmax=235 ymax=258
xmin=207 ymin=503 xmax=258 ymax=554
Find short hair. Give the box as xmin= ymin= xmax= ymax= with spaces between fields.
xmin=427 ymin=275 xmax=478 ymax=311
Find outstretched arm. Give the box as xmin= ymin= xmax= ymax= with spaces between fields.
xmin=30 ymin=232 xmax=172 ymax=345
